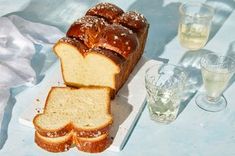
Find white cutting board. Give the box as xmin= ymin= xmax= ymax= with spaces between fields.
xmin=18 ymin=57 xmax=162 ymax=152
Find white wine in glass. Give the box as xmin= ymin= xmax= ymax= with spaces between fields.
xmin=179 ymin=23 xmax=210 ymax=50
xmin=178 ymin=2 xmax=214 ymax=50
xmin=196 ymin=53 xmax=235 ymax=112
xmin=202 ymin=68 xmax=231 ymax=99
xmin=145 ymin=64 xmax=187 ymax=123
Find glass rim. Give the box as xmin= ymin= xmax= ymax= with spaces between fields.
xmin=179 ymin=2 xmax=215 ymax=19
xmin=145 ymin=63 xmax=187 ymax=83
xmin=200 ymin=53 xmax=235 ymax=74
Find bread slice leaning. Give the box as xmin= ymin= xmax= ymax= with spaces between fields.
xmin=35 ymin=131 xmax=111 ymax=153
xmin=33 ymin=87 xmax=112 ymax=138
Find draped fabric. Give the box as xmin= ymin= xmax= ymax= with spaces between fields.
xmin=0 ymin=15 xmax=64 ymax=130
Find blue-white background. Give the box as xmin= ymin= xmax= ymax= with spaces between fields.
xmin=0 ymin=0 xmax=235 ymax=155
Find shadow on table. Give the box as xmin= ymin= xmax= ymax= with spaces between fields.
xmin=0 ymin=92 xmax=16 ymax=149
xmin=226 ymin=41 xmax=235 ymax=59
xmin=128 ymin=0 xmax=235 ymax=60
xmin=110 ymin=97 xmax=133 ymax=140
xmin=128 ymin=0 xmax=181 ymax=59
xmin=176 ymin=0 xmax=235 ymax=115
xmin=30 ymin=45 xmax=57 ymax=84
xmin=206 ymin=0 xmax=235 ymax=41
xmin=177 ymin=49 xmax=214 ymax=115
xmin=6 ymin=0 xmax=98 ymax=32
xmin=226 ymin=41 xmax=235 ymax=87
xmin=178 ymin=43 xmax=235 ymax=115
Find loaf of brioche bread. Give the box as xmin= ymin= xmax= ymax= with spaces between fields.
xmin=33 ymin=87 xmax=112 ymax=153
xmin=34 ymin=2 xmax=149 ymax=153
xmin=53 ymin=2 xmax=149 ymax=96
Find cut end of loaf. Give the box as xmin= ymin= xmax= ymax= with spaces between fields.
xmin=33 ymin=87 xmax=112 ymax=137
xmin=54 ymin=41 xmax=121 ymax=89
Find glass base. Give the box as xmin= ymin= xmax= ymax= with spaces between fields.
xmin=195 ymin=94 xmax=227 ymax=112
xmin=148 ymin=105 xmax=178 ymax=124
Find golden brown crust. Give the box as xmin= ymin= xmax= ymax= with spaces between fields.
xmin=54 ymin=37 xmax=88 ymax=56
xmin=54 ymin=36 xmax=126 ymax=64
xmin=34 ymin=120 xmax=73 ymax=138
xmin=114 ymin=24 xmax=149 ymax=94
xmin=94 ymin=24 xmax=139 ymax=58
xmin=86 ymin=2 xmax=124 ymax=23
xmin=114 ymin=11 xmax=148 ymax=32
xmin=74 ymin=133 xmax=111 ymax=153
xmin=66 ymin=20 xmax=139 ymax=59
xmin=35 ymin=131 xmax=73 ymax=153
xmin=74 ymin=124 xmax=111 ymax=138
xmin=88 ymin=47 xmax=125 ymax=65
xmin=35 ymin=131 xmax=111 ymax=153
xmin=66 ymin=16 xmax=107 ymax=48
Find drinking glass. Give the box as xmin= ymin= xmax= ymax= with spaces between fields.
xmin=196 ymin=53 xmax=235 ymax=112
xmin=178 ymin=2 xmax=214 ymax=50
xmin=145 ymin=64 xmax=187 ymax=123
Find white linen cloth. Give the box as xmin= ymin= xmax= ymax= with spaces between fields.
xmin=0 ymin=15 xmax=64 ymax=130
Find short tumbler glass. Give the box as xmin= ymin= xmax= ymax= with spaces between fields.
xmin=145 ymin=64 xmax=187 ymax=124
xmin=178 ymin=2 xmax=214 ymax=50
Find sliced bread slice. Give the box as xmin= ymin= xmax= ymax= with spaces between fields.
xmin=74 ymin=133 xmax=111 ymax=153
xmin=33 ymin=87 xmax=112 ymax=138
xmin=35 ymin=131 xmax=73 ymax=153
xmin=35 ymin=131 xmax=111 ymax=153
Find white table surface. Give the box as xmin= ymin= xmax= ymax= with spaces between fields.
xmin=0 ymin=0 xmax=235 ymax=156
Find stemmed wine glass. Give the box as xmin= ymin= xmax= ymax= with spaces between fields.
xmin=196 ymin=53 xmax=235 ymax=112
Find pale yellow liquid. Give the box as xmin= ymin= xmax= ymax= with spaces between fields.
xmin=147 ymin=89 xmax=180 ymax=123
xmin=179 ymin=23 xmax=210 ymax=50
xmin=202 ymin=68 xmax=231 ymax=98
